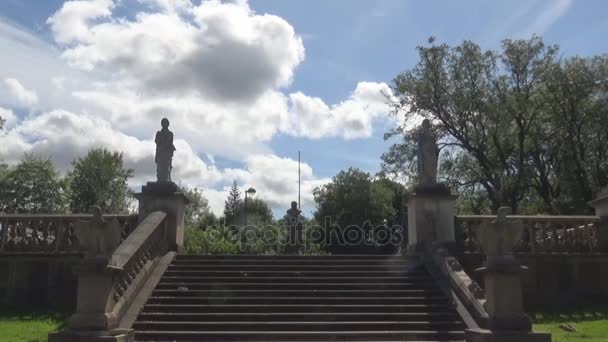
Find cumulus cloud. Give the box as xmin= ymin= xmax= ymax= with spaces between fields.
xmin=0 ymin=1 xmax=397 ymax=215
xmin=48 ymin=0 xmax=305 ymax=103
xmin=283 ymin=82 xmax=393 ymax=139
xmin=0 ymin=78 xmax=39 ymax=107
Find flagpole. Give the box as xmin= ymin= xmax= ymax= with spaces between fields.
xmin=298 ymin=150 xmax=301 ymax=210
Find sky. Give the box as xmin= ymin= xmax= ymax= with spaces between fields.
xmin=0 ymin=0 xmax=606 ymax=217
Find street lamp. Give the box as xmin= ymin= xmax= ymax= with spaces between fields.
xmin=244 ymin=187 xmax=256 ymax=225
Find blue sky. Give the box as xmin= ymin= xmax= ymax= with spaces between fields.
xmin=0 ymin=0 xmax=606 ymax=216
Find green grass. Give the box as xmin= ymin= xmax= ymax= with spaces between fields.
xmin=532 ymin=307 xmax=608 ymax=342
xmin=0 ymin=307 xmax=67 ymax=342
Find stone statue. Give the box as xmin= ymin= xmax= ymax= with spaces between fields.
xmin=74 ymin=206 xmax=122 ymax=259
xmin=155 ymin=118 xmax=176 ymax=182
xmin=286 ymin=201 xmax=303 ymax=254
xmin=475 ymin=206 xmax=523 ymax=268
xmin=417 ymin=119 xmax=439 ymax=186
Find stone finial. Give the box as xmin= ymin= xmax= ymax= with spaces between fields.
xmin=476 ymin=206 xmax=523 ymax=267
xmin=74 ymin=206 xmax=123 ymax=258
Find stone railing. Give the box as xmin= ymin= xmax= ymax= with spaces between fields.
xmin=0 ymin=214 xmax=138 ymax=254
xmin=456 ymin=215 xmax=603 ymax=254
xmin=51 ymin=211 xmax=168 ymax=341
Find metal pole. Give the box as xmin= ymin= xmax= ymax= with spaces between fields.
xmin=244 ymin=191 xmax=248 ymax=226
xmin=298 ymin=150 xmax=301 ymax=210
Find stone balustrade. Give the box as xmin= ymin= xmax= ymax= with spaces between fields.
xmin=50 ymin=211 xmax=168 ymax=341
xmin=0 ymin=214 xmax=138 ymax=254
xmin=456 ymin=215 xmax=603 ymax=254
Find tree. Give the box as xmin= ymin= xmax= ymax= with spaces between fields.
xmin=313 ymin=168 xmax=405 ymax=253
xmin=0 ymin=154 xmax=69 ymax=213
xmin=223 ymin=180 xmax=242 ymax=225
xmin=383 ymin=36 xmax=608 ymax=214
xmin=180 ymin=185 xmax=218 ymax=228
xmin=68 ymin=148 xmax=133 ymax=214
xmin=241 ymin=197 xmax=273 ymax=224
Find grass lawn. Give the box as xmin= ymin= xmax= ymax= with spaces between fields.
xmin=532 ymin=307 xmax=608 ymax=342
xmin=0 ymin=307 xmax=66 ymax=342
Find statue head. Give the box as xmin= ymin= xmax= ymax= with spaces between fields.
xmin=161 ymin=118 xmax=170 ymax=129
xmin=421 ymin=119 xmax=431 ymax=131
xmin=291 ymin=201 xmax=298 ymax=210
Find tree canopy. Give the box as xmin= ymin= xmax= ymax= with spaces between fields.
xmin=68 ymin=148 xmax=133 ymax=214
xmin=383 ymin=36 xmax=608 ymax=214
xmin=0 ymin=154 xmax=69 ymax=213
xmin=313 ymin=167 xmax=406 ymax=253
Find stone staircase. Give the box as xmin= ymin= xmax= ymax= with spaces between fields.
xmin=133 ymin=254 xmax=467 ymax=341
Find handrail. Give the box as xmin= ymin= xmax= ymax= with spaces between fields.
xmin=426 ymin=248 xmax=488 ymax=329
xmin=0 ymin=214 xmax=138 ymax=254
xmin=111 ymin=211 xmax=167 ymax=270
xmin=456 ymin=215 xmax=603 ymax=254
xmin=456 ymin=215 xmax=600 ymax=222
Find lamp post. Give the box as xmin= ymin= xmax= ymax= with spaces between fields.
xmin=244 ymin=187 xmax=256 ymax=225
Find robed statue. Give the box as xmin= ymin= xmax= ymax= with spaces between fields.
xmin=155 ymin=118 xmax=176 ymax=182
xmin=417 ymin=119 xmax=439 ymax=186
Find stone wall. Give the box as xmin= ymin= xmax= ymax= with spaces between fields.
xmin=0 ymin=256 xmax=78 ymax=310
xmin=458 ymin=253 xmax=608 ymax=310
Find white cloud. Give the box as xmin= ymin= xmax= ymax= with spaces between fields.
xmin=49 ymin=0 xmax=305 ymax=103
xmin=0 ymin=1 xmax=397 ymax=216
xmin=524 ymin=0 xmax=573 ymax=36
xmin=0 ymin=106 xmax=18 ymax=130
xmin=283 ymin=81 xmax=393 ymax=139
xmin=0 ymin=78 xmax=39 ymax=107
xmin=46 ymin=0 xmax=115 ymax=44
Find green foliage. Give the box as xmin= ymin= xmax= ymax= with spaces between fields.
xmin=223 ymin=180 xmax=241 ymax=224
xmin=531 ymin=307 xmax=608 ymax=342
xmin=68 ymin=148 xmax=133 ymax=214
xmin=313 ymin=167 xmax=406 ymax=253
xmin=184 ymin=222 xmax=325 ymax=255
xmin=0 ymin=307 xmax=67 ymax=342
xmin=180 ymin=185 xmax=217 ymax=227
xmin=0 ymin=154 xmax=69 ymax=214
xmin=385 ymin=36 xmax=608 ymax=214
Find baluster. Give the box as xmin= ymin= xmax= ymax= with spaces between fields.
xmin=54 ymin=218 xmax=65 ymax=253
xmin=527 ymin=222 xmax=535 ymax=254
xmin=0 ymin=217 xmax=7 ymax=252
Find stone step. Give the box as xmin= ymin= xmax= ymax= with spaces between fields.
xmin=141 ymin=303 xmax=455 ymax=313
xmin=151 ymin=289 xmax=444 ymax=297
xmin=155 ymin=282 xmax=438 ymax=290
xmin=167 ymin=264 xmax=425 ymax=272
xmin=171 ymin=259 xmax=418 ymax=265
xmin=134 ymin=330 xmax=466 ymax=341
xmin=163 ymin=270 xmax=428 ymax=277
xmin=137 ymin=311 xmax=462 ymax=322
xmin=146 ymin=296 xmax=450 ymax=305
xmin=160 ymin=276 xmax=433 ymax=283
xmin=133 ymin=320 xmax=467 ymax=331
xmin=175 ymin=255 xmax=407 ymax=260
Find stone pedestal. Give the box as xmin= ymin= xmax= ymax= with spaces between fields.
xmin=48 ymin=258 xmax=132 ymax=342
xmin=134 ymin=182 xmax=189 ymax=252
xmin=407 ymin=191 xmax=458 ymax=254
xmin=588 ymin=192 xmax=608 ymax=251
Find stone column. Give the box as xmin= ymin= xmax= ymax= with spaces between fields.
xmin=407 ymin=188 xmax=458 ymax=254
xmin=466 ymin=207 xmax=550 ymax=342
xmin=588 ymin=188 xmax=608 ymax=252
xmin=134 ymin=182 xmax=189 ymax=253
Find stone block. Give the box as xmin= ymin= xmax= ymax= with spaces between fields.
xmin=407 ymin=193 xmax=458 ymax=253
